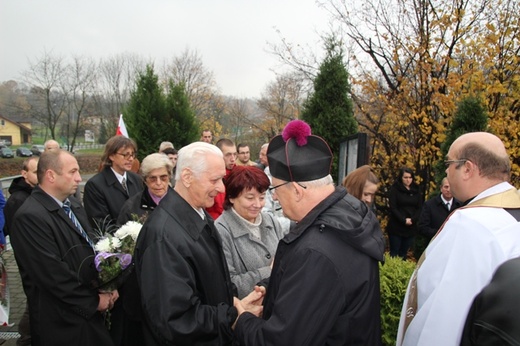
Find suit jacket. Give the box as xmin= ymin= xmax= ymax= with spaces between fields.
xmin=10 ymin=187 xmax=113 ymax=346
xmin=418 ymin=195 xmax=462 ymax=240
xmin=83 ymin=166 xmax=143 ymax=228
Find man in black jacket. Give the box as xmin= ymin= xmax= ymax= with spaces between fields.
xmin=83 ymin=136 xmax=143 ymax=228
xmin=135 ymin=142 xmax=263 ymax=345
xmin=4 ymin=157 xmax=38 ymax=346
xmin=83 ymin=136 xmax=143 ymax=345
xmin=4 ymin=157 xmax=38 ymax=236
xmin=234 ymin=120 xmax=385 ymax=345
xmin=11 ymin=150 xmax=117 ymax=346
xmin=418 ymin=177 xmax=462 ymax=241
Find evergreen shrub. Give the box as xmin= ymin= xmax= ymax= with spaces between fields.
xmin=379 ymin=253 xmax=416 ymax=346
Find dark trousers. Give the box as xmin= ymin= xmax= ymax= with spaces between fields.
xmin=389 ymin=234 xmax=414 ymax=260
xmin=17 ymin=303 xmax=31 ymax=346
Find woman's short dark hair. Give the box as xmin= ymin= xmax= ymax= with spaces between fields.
xmin=223 ymin=166 xmax=270 ymax=210
xmin=101 ymin=136 xmax=137 ymax=167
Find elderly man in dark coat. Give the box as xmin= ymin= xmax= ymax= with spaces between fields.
xmin=135 ymin=142 xmax=263 ymax=345
xmin=234 ymin=120 xmax=386 ymax=345
xmin=11 ymin=150 xmax=117 ymax=346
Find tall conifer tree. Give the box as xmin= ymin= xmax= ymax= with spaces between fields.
xmin=124 ymin=65 xmax=198 ymax=159
xmin=301 ymin=37 xmax=357 ymax=179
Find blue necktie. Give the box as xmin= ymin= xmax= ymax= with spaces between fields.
xmin=63 ymin=200 xmax=95 ymax=249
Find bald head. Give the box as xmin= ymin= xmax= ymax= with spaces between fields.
xmin=44 ymin=139 xmax=60 ymax=152
xmin=450 ymin=132 xmax=509 ymax=179
xmin=446 ymin=132 xmax=510 ymax=201
xmin=452 ymin=132 xmax=507 ymax=157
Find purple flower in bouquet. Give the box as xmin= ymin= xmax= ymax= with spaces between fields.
xmin=93 ymin=221 xmax=142 ymax=291
xmin=94 ymin=253 xmax=133 ymax=272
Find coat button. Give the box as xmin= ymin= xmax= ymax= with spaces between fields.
xmin=266 ymin=253 xmax=271 ymax=259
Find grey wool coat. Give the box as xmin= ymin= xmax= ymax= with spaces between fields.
xmin=215 ymin=209 xmax=285 ymax=298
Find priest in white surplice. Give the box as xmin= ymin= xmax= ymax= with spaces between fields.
xmin=397 ymin=132 xmax=520 ymax=346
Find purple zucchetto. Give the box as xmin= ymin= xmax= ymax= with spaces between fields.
xmin=267 ymin=120 xmax=332 ymax=182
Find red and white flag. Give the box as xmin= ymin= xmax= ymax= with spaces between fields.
xmin=116 ymin=114 xmax=129 ymax=138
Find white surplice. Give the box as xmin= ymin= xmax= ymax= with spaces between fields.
xmin=397 ymin=182 xmax=520 ymax=346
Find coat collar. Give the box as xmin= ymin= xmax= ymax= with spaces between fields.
xmin=101 ymin=165 xmax=141 ymax=196
xmin=282 ymin=186 xmax=346 ymax=244
xmin=217 ymin=209 xmax=274 ymax=239
xmin=160 ymin=189 xmax=213 ymax=241
xmin=31 ymin=186 xmax=93 ymax=242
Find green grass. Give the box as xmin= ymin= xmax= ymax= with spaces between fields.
xmin=75 ymin=148 xmax=104 ymax=155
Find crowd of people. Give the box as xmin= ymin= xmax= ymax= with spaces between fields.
xmin=1 ymin=123 xmax=520 ymax=345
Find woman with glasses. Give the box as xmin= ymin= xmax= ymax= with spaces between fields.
xmin=387 ymin=167 xmax=422 ymax=260
xmin=117 ymin=153 xmax=173 ymax=225
xmin=214 ymin=165 xmax=285 ymax=298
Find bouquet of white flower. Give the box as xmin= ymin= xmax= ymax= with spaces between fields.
xmin=94 ymin=221 xmax=142 ymax=291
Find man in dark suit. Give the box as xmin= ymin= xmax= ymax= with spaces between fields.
xmin=83 ymin=135 xmax=143 ymax=346
xmin=10 ymin=150 xmax=117 ymax=346
xmin=418 ymin=177 xmax=462 ymax=241
xmin=83 ymin=136 xmax=143 ymax=229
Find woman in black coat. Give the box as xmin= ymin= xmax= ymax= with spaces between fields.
xmin=386 ymin=167 xmax=422 ymax=260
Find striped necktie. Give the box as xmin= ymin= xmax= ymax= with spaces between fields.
xmin=121 ymin=177 xmax=128 ymax=193
xmin=63 ymin=200 xmax=95 ymax=249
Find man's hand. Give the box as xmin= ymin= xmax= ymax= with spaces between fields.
xmin=232 ymin=285 xmax=266 ymax=329
xmin=97 ymin=289 xmax=119 ymax=312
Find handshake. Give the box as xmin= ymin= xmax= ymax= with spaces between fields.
xmin=232 ymin=285 xmax=266 ymax=329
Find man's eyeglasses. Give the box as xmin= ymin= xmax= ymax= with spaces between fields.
xmin=146 ymin=174 xmax=169 ymax=183
xmin=268 ymin=181 xmax=307 ymax=192
xmin=116 ymin=152 xmax=136 ymax=160
xmin=444 ymin=159 xmax=468 ymax=168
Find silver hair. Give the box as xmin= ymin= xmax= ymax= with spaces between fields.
xmin=159 ymin=141 xmax=174 ymax=152
xmin=44 ymin=139 xmax=60 ymax=151
xmin=140 ymin=153 xmax=174 ymax=178
xmin=298 ymin=174 xmax=334 ymax=188
xmin=175 ymin=142 xmax=223 ymax=181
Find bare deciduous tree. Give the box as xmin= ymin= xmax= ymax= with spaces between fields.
xmin=22 ymin=50 xmax=68 ymax=140
xmin=62 ymin=55 xmax=98 ymax=151
xmin=160 ymin=48 xmax=219 ymax=122
xmin=96 ymin=52 xmax=147 ymax=136
xmin=255 ymin=72 xmax=306 ymax=140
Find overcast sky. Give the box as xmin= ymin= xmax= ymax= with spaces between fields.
xmin=1 ymin=0 xmax=332 ymax=98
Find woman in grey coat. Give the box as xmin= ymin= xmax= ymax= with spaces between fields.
xmin=215 ymin=166 xmax=286 ymax=298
